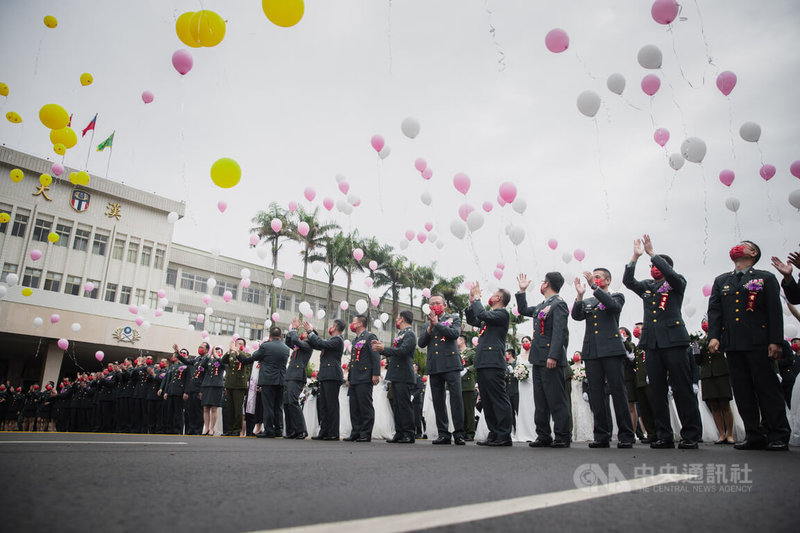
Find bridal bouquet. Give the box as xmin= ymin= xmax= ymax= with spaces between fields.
xmin=572 ymin=364 xmax=586 ymax=382
xmin=513 ymin=362 xmax=529 ymax=381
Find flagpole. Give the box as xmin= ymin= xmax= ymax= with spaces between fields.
xmin=85 ymin=129 xmax=95 ymax=169
xmin=105 ymin=146 xmax=113 ymax=179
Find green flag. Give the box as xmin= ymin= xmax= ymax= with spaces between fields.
xmin=97 ymin=131 xmax=115 ymax=152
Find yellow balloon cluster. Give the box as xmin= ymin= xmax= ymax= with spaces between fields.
xmin=80 ymin=73 xmax=93 ymax=86
xmin=6 ymin=111 xmax=22 ymax=123
xmin=39 ymin=104 xmax=70 ymax=129
xmin=50 ymin=127 xmax=77 ymax=149
xmin=262 ymin=0 xmax=305 ymax=28
xmin=176 ymin=10 xmax=226 ymax=47
xmin=0 ymin=82 xmax=8 ymax=96
xmin=40 ymin=174 xmax=53 ymax=186
xmin=54 ymin=143 xmax=66 ymax=156
xmin=10 ymin=169 xmax=24 ymax=183
xmin=47 ymin=232 xmax=60 ymax=243
xmin=69 ymin=171 xmax=90 ymax=186
xmin=44 ymin=15 xmax=58 ymax=28
xmin=22 ymin=287 xmax=33 ymax=297
xmin=210 ymin=158 xmax=241 ymax=188
xmin=0 ymin=213 xmax=10 ymax=224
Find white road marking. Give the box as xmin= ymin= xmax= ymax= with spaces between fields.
xmin=253 ymin=474 xmax=695 ymax=533
xmin=0 ymin=441 xmax=187 ymax=445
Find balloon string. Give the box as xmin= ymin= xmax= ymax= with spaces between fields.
xmin=178 ymin=86 xmax=199 ymax=228
xmin=465 ymin=232 xmax=487 ymax=284
xmin=573 ymin=51 xmax=597 ymax=81
xmin=620 ymin=95 xmax=642 ymax=112
xmin=484 ymin=0 xmax=506 ymax=72
xmin=661 ymin=70 xmax=688 ymax=136
xmin=727 ymin=98 xmax=736 ymax=160
xmin=701 ymin=165 xmax=709 ymax=265
xmin=34 ymin=38 xmax=42 ymax=75
xmin=593 ymin=119 xmax=610 ymax=220
xmin=733 ymin=212 xmax=741 ymax=242
xmin=691 ymin=0 xmax=716 ymax=72
xmin=376 ymin=158 xmax=384 ymax=213
xmin=521 ymin=217 xmax=540 ymax=281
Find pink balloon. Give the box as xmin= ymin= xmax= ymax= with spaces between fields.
xmin=458 ymin=203 xmax=475 ymax=222
xmin=370 ymin=134 xmax=385 ymax=153
xmin=482 ymin=201 xmax=493 ymax=213
xmin=50 ymin=314 xmax=60 ymax=324
xmin=421 ymin=168 xmax=433 ymax=180
xmin=203 ymin=294 xmax=211 ymax=305
xmin=417 ymin=232 xmax=427 ymax=244
xmin=405 ymin=229 xmax=415 ymax=241
xmin=340 ymin=301 xmax=349 ymax=311
xmin=223 ymin=290 xmax=233 ymax=303
xmin=493 ymin=269 xmax=503 ymax=280
xmin=271 ymin=312 xmax=280 ymax=322
xmin=51 ymin=163 xmax=64 ymax=176
xmin=544 ymin=28 xmax=569 ymax=53
xmin=653 ymin=128 xmax=670 ymax=147
xmin=497 ymin=195 xmax=506 ymax=207
xmin=30 ymin=249 xmax=42 ymax=261
xmin=574 ymin=248 xmax=586 ymax=262
xmin=353 ymin=248 xmax=364 ymax=261
xmin=298 ymin=222 xmax=309 ymax=236
xmin=303 ymin=187 xmax=316 ymax=202
xmin=422 ymin=288 xmax=431 ymax=298
xmin=547 ymin=238 xmax=558 ymax=250
xmin=57 ymin=338 xmax=69 ymax=351
xmin=84 ymin=281 xmax=95 ymax=293
xmin=414 ymin=158 xmax=427 ymax=172
xmin=284 ymin=272 xmax=293 ymax=280
xmin=702 ymin=284 xmax=712 ymax=297
xmin=364 ymin=278 xmax=373 ymax=288
xmin=715 ymin=71 xmax=737 ymax=96
xmin=270 ymin=218 xmax=283 ymax=232
xmin=790 ymin=161 xmax=800 ymax=179
xmin=201 ymin=330 xmax=209 ymax=338
xmin=498 ymin=182 xmax=517 ymax=204
xmin=135 ymin=316 xmax=144 ymax=326
xmin=240 ymin=278 xmax=251 ymax=288
xmin=463 ymin=281 xmax=473 ymax=291
xmin=141 ymin=91 xmax=154 ymax=104
xmin=128 ymin=305 xmax=138 ymax=315
xmin=651 ymin=0 xmax=679 ymax=25
xmin=157 ymin=289 xmax=166 ymax=299
xmin=719 ymin=169 xmax=735 ymax=187
xmin=759 ymin=164 xmax=776 ymax=181
xmin=217 ymin=200 xmax=227 ymax=213
xmin=154 ymin=309 xmax=164 ymax=317
xmin=424 ymin=222 xmax=433 ymax=232
xmin=370 ymin=297 xmax=380 ymax=307
xmin=338 ymin=181 xmax=350 ymax=195
xmin=95 ymin=350 xmax=104 ymax=362
xmin=496 ymin=262 xmax=505 ymax=270
xmin=368 ymin=260 xmax=378 ymax=271
xmin=249 ymin=234 xmax=259 ymax=246
xmin=288 ymin=201 xmax=298 ymax=212
xmin=171 ymin=49 xmax=193 ymax=75
xmin=641 ymin=74 xmax=661 ymax=96
xmin=453 ymin=173 xmax=471 ymax=195
xmin=323 ymin=197 xmax=334 ymax=211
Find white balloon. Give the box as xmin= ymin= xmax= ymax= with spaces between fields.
xmin=466 ymin=211 xmax=484 ymax=232
xmin=335 ymin=199 xmax=348 ymax=213
xmin=562 ymin=252 xmax=572 ymax=264
xmin=421 ymin=303 xmax=431 ymax=315
xmin=206 ymin=277 xmax=217 ymax=290
xmin=379 ymin=312 xmax=389 ymax=323
xmin=401 ymin=117 xmax=421 ymax=139
xmin=138 ymin=304 xmax=149 ymax=315
xmin=311 ymin=261 xmax=323 ymax=274
xmin=347 ymin=193 xmax=360 ymax=206
xmin=71 ymin=323 xmax=81 ymax=332
xmin=273 ymin=278 xmax=283 ymax=288
xmin=186 ymin=324 xmax=195 ymax=332
xmin=428 ymin=232 xmax=437 ymax=243
xmin=399 ymin=240 xmax=409 ymax=250
xmin=637 ymin=44 xmax=663 ymax=69
xmin=335 ymin=173 xmax=346 ymax=184
xmin=668 ymin=153 xmax=685 ymax=170
xmin=508 ymin=225 xmax=525 ymax=246
xmin=378 ymin=146 xmax=391 ymax=159
xmin=167 ymin=212 xmax=179 ymax=224
xmin=33 ymin=317 xmax=43 ymax=327
xmin=142 ymin=320 xmax=151 ymax=330
xmin=789 ymin=189 xmax=800 ymax=210
xmin=5 ymin=273 xmax=19 ymax=286
xmin=684 ymin=304 xmax=696 ymax=318
xmin=512 ymin=198 xmax=527 ymax=214
xmin=0 ymin=286 xmax=6 ymax=299
xmin=739 ymin=122 xmax=761 ymax=143
xmin=205 ymin=306 xmax=214 ymax=316
xmin=576 ymin=90 xmax=601 ymax=118
xmin=373 ymin=319 xmax=383 ymax=329
xmin=725 ymin=197 xmax=741 ymax=213
xmin=355 ymin=299 xmax=368 ymax=314
xmin=264 ymin=319 xmax=272 ymax=328
xmin=607 ymin=73 xmax=626 ymax=95
xmin=680 ymin=137 xmax=707 ymax=164
xmin=240 ymin=268 xmax=251 ymax=279
xmin=420 ymin=191 xmax=432 ymax=206
xmin=159 ymin=297 xmax=168 ymax=307
xmin=435 ymin=241 xmax=444 ymax=250
xmin=450 ymin=219 xmax=467 ymax=240
xmin=316 ymin=309 xmax=326 ymax=320
xmin=298 ymin=301 xmax=311 ymax=314
xmin=785 ymin=323 xmax=798 ymax=339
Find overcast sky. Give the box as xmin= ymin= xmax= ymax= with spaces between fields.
xmin=1 ymin=0 xmax=798 ymax=339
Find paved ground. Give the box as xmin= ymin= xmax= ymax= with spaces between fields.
xmin=1 ymin=432 xmax=798 ymax=532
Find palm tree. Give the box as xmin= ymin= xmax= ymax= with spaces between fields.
xmin=321 ymin=232 xmax=353 ymax=332
xmin=362 ymin=237 xmax=396 ymax=320
xmin=251 ymin=203 xmax=290 ymax=314
xmin=338 ymin=230 xmax=365 ymax=318
xmin=403 ymin=262 xmax=435 ymax=310
xmin=372 ymin=256 xmax=406 ymax=322
xmin=430 ymin=274 xmax=469 ymax=319
xmin=286 ymin=206 xmax=338 ymax=306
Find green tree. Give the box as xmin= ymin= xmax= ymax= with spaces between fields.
xmin=321 ymin=232 xmax=353 ymax=332
xmin=402 ymin=262 xmax=435 ymax=310
xmin=250 ymin=202 xmax=290 ymax=314
xmin=363 ymin=237 xmax=397 ymax=320
xmin=286 ymin=206 xmax=338 ymax=305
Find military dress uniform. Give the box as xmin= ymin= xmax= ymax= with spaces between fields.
xmin=418 ymin=312 xmax=465 ymax=442
xmin=412 ymin=373 xmax=425 ymax=437
xmin=238 ymin=339 xmax=291 ymax=437
xmin=693 ymin=336 xmax=732 ymax=403
xmin=308 ymin=332 xmax=345 ymax=439
xmin=781 ymin=273 xmax=800 ymax=304
xmin=632 ymin=344 xmax=656 ymax=440
xmin=347 ymin=329 xmax=381 ymax=441
xmin=460 ymin=348 xmax=477 ymax=440
xmin=623 ymin=254 xmax=702 ymax=445
xmin=176 ymin=354 xmax=205 ymax=435
xmin=516 ymin=292 xmax=571 ymax=446
xmin=465 ymin=300 xmax=514 ymax=445
xmin=381 ymin=326 xmax=418 ymax=441
xmin=220 ymin=349 xmax=250 ymax=435
xmin=707 ymin=267 xmax=790 ymax=447
xmin=163 ymin=361 xmax=189 ymax=434
xmin=284 ymin=330 xmax=312 ymax=438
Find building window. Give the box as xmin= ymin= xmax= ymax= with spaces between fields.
xmin=112 ymin=238 xmax=125 ymax=259
xmin=92 ymin=233 xmax=109 ymax=256
xmin=120 ymin=286 xmax=132 ymax=305
xmin=127 ymin=242 xmax=139 ymax=263
xmin=64 ymin=275 xmax=81 ymax=296
xmin=140 ymin=245 xmax=152 ymax=267
xmin=213 ymin=280 xmax=237 ymax=300
xmin=276 ymin=293 xmax=289 ymax=311
xmin=242 ymin=286 xmax=262 ymax=305
xmin=153 ymin=247 xmax=166 ymax=269
xmin=149 ymin=291 xmax=158 ymax=309
xmin=166 ymin=268 xmax=177 ymax=287
xmin=73 ymin=228 xmax=90 ymax=251
xmin=104 ymin=283 xmax=117 ymax=302
xmin=180 ymin=272 xmax=195 ymax=290
xmin=85 ymin=279 xmax=100 ymax=299
xmin=54 ymin=223 xmax=71 ymax=247
xmin=2 ymin=263 xmax=18 ymax=283
xmin=22 ymin=267 xmax=43 ymax=289
xmin=11 ymin=213 xmax=29 ymax=237
xmin=135 ymin=289 xmax=146 ymax=306
xmin=31 ymin=219 xmax=52 ymax=242
xmin=194 ymin=275 xmax=208 ymax=293
xmin=208 ymin=315 xmax=236 ymax=336
xmin=239 ymin=320 xmax=264 ymax=341
xmin=163 ymin=306 xmax=173 ymax=313
xmin=43 ymin=272 xmax=62 ymax=292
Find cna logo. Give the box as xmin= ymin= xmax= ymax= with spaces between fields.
xmin=573 ymin=463 xmax=631 ymax=491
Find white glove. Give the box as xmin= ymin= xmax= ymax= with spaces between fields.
xmin=668 ymin=386 xmax=673 ymax=397
xmin=410 ymin=395 xmax=414 ymax=402
xmin=777 ymin=373 xmax=783 ymax=383
xmin=626 ymin=353 xmax=635 ymax=362
xmin=582 ymin=392 xmax=589 ymax=402
xmin=460 ymin=368 xmax=468 ymax=377
xmin=646 ymin=376 xmax=649 ymax=385
xmin=692 ymin=384 xmax=699 ymax=395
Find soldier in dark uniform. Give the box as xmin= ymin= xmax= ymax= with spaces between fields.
xmin=131 ymin=357 xmax=150 ymax=433
xmin=147 ymin=359 xmax=168 ymax=434
xmin=305 ymin=319 xmax=345 ymax=440
xmin=344 ymin=315 xmax=380 ymax=442
xmin=0 ymin=384 xmax=8 ymax=430
xmin=458 ymin=336 xmax=476 ymax=441
xmin=176 ymin=344 xmax=207 ymax=435
xmin=53 ymin=379 xmax=73 ymax=432
xmin=373 ymin=310 xmax=417 ymax=443
xmin=572 ymin=268 xmax=635 ymax=448
xmin=419 ymin=293 xmax=465 ymax=445
xmin=411 ymin=364 xmax=425 ymax=438
xmin=623 ymin=235 xmax=701 ymax=449
xmin=517 ymin=272 xmax=571 ymax=448
xmin=222 ymin=338 xmax=252 ymax=437
xmin=631 ymin=323 xmax=656 ymax=442
xmin=160 ymin=351 xmax=189 ymax=434
xmin=505 ymin=350 xmax=520 ymax=431
xmin=115 ymin=359 xmax=134 ymax=433
xmin=98 ymin=365 xmax=117 ymax=432
xmin=284 ymin=324 xmax=312 ymax=439
xmin=707 ymin=240 xmax=790 ymax=451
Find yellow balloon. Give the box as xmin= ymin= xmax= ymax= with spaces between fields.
xmin=40 ymin=104 xmax=70 ymax=130
xmin=50 ymin=127 xmax=77 ymax=149
xmin=176 ymin=11 xmax=202 ymax=48
xmin=6 ymin=111 xmax=22 ymax=123
xmin=77 ymin=170 xmax=90 ymax=186
xmin=0 ymin=213 xmax=9 ymax=224
xmin=40 ymin=174 xmax=53 ymax=186
xmin=0 ymin=82 xmax=8 ymax=96
xmin=262 ymin=0 xmax=305 ymax=28
xmin=189 ymin=10 xmax=226 ymax=47
xmin=22 ymin=287 xmax=33 ymax=297
xmin=53 ymin=143 xmax=66 ymax=156
xmin=44 ymin=15 xmax=58 ymax=28
xmin=210 ymin=158 xmax=241 ymax=188
xmin=10 ymin=169 xmax=23 ymax=183
xmin=47 ymin=232 xmax=60 ymax=243
xmin=80 ymin=73 xmax=93 ymax=86
xmin=69 ymin=172 xmax=79 ymax=185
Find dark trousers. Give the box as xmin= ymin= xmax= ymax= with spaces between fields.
xmin=532 ymin=365 xmax=571 ymax=442
xmin=131 ymin=397 xmax=146 ymax=433
xmin=727 ymin=349 xmax=790 ymax=443
xmin=646 ymin=346 xmax=702 ymax=442
xmin=348 ymin=383 xmax=375 ymax=439
xmin=226 ymin=388 xmax=246 ymax=434
xmin=100 ymin=401 xmax=115 ymax=432
xmin=634 ymin=385 xmax=656 ymax=437
xmin=147 ymin=400 xmax=161 ymax=433
xmin=509 ymin=393 xmax=519 ymax=430
xmin=585 ymin=356 xmax=635 ymax=443
xmin=185 ymin=391 xmax=203 ymax=434
xmin=283 ymin=381 xmax=306 ymax=436
xmin=781 ymin=374 xmax=796 ymax=408
xmin=391 ymin=381 xmax=415 ymax=439
xmin=476 ymin=367 xmax=514 ymax=442
xmin=318 ymin=380 xmax=341 ymax=438
xmin=462 ymin=389 xmax=476 ymax=438
xmin=166 ymin=395 xmax=184 ymax=434
xmin=116 ymin=397 xmax=131 ymax=432
xmin=260 ymin=385 xmax=284 ymax=436
xmin=413 ymin=396 xmax=425 ymax=435
xmin=430 ymin=371 xmax=465 ymax=439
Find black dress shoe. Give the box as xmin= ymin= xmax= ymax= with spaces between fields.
xmin=415 ymin=433 xmax=423 ymax=439
xmin=588 ymin=440 xmax=610 ymax=448
xmin=766 ymin=441 xmax=788 ymax=451
xmin=255 ymin=432 xmax=275 ymax=438
xmin=310 ymin=435 xmax=325 ymax=440
xmin=396 ymin=436 xmax=414 ymax=443
xmin=295 ymin=432 xmax=308 ymax=439
xmin=386 ymin=435 xmax=400 ymax=443
xmin=342 ymin=436 xmax=357 ymax=442
xmin=640 ymin=436 xmax=653 ymax=444
xmin=650 ymin=439 xmax=675 ymax=449
xmin=454 ymin=437 xmax=466 ymax=446
xmin=285 ymin=433 xmax=297 ymax=439
xmin=678 ymin=440 xmax=698 ymax=449
xmin=528 ymin=439 xmax=552 ymax=448
xmin=617 ymin=442 xmax=634 ymax=449
xmin=322 ymin=436 xmax=339 ymax=441
xmin=550 ymin=440 xmax=570 ymax=448
xmin=356 ymin=436 xmax=371 ymax=442
xmin=432 ymin=437 xmax=451 ymax=445
xmin=733 ymin=439 xmax=766 ymax=450
xmin=464 ymin=437 xmax=475 ymax=442
xmin=487 ymin=440 xmax=512 ymax=447
xmin=476 ymin=440 xmax=493 ymax=446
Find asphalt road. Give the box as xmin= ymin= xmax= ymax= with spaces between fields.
xmin=1 ymin=432 xmax=798 ymax=533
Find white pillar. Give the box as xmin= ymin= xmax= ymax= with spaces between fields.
xmin=40 ymin=341 xmax=65 ymax=386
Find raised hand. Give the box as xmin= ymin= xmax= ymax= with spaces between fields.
xmin=291 ymin=317 xmax=301 ymax=330
xmin=788 ymin=247 xmax=800 ymax=269
xmin=517 ymin=273 xmax=531 ymax=292
xmin=582 ymin=271 xmax=594 ymax=286
xmin=771 ymin=256 xmax=793 ymax=278
xmin=574 ymin=277 xmax=586 ymax=298
xmin=371 ymin=340 xmax=384 ymax=352
xmin=302 ymin=321 xmax=312 ymax=332
xmin=642 ymin=234 xmax=654 ymax=256
xmin=632 ymin=238 xmax=644 ymax=259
